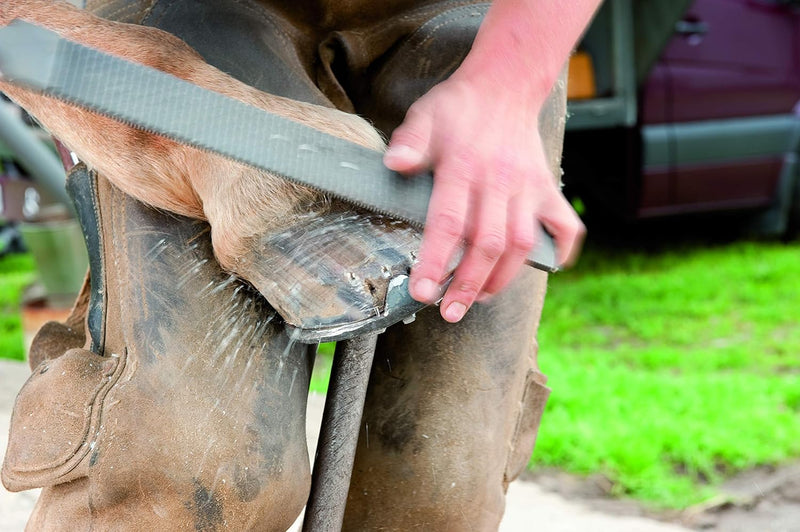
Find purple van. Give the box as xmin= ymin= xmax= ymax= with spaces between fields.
xmin=563 ymin=0 xmax=800 ymax=235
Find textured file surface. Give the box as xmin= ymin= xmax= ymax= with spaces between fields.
xmin=0 ymin=20 xmax=557 ymax=271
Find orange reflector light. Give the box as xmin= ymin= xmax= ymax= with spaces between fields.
xmin=568 ymin=51 xmax=597 ymax=100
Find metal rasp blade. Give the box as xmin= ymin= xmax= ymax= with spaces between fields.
xmin=0 ymin=20 xmax=558 ymax=272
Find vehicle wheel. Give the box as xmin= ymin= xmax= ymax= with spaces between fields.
xmin=782 ymin=164 xmax=800 ymax=242
xmin=747 ymin=154 xmax=800 ymax=239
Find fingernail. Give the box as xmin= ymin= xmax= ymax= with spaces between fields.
xmin=384 ymin=145 xmax=421 ymax=165
xmin=412 ymin=278 xmax=440 ymax=303
xmin=444 ymin=302 xmax=467 ymax=322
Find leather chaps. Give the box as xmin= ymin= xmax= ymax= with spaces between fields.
xmin=2 ymin=1 xmax=565 ymax=529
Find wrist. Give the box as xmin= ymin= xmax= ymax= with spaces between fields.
xmin=452 ymin=47 xmax=555 ymax=108
xmin=453 ymin=0 xmax=601 ymax=105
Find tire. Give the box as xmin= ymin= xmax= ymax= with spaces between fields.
xmin=782 ymin=163 xmax=800 ymax=241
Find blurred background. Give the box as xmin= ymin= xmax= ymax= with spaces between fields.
xmin=1 ymin=0 xmax=799 ymax=530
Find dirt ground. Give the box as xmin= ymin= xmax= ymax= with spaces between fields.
xmin=528 ymin=461 xmax=800 ymax=531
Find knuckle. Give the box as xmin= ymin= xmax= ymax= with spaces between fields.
xmin=403 ymin=98 xmax=431 ymax=121
xmin=559 ymin=211 xmax=586 ymax=236
xmin=495 ymin=151 xmax=522 ymax=174
xmin=509 ymin=230 xmax=536 ymax=253
xmin=473 ymin=232 xmax=506 ymax=261
xmin=390 ymin=130 xmax=424 ymax=149
xmin=454 ymin=144 xmax=478 ymax=164
xmin=454 ymin=278 xmax=483 ymax=297
xmin=568 ymin=216 xmax=587 ymax=235
xmin=392 ymin=123 xmax=423 ymax=141
xmin=431 ymin=209 xmax=466 ymax=240
xmin=489 ymin=152 xmax=524 ymax=194
xmin=491 ymin=167 xmax=517 ymax=195
xmin=446 ymin=145 xmax=480 ymax=182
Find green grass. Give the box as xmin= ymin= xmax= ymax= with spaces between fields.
xmin=310 ymin=342 xmax=335 ymax=394
xmin=533 ymin=240 xmax=800 ymax=508
xmin=0 ymin=253 xmax=35 ymax=361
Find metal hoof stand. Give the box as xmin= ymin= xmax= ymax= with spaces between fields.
xmin=303 ymin=334 xmax=379 ymax=532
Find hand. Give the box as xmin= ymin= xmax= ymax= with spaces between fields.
xmin=384 ymin=75 xmax=584 ymax=323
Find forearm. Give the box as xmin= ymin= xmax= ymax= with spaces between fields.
xmin=454 ymin=0 xmax=602 ymax=103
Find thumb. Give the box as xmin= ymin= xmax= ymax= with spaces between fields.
xmin=383 ymin=105 xmax=434 ymax=174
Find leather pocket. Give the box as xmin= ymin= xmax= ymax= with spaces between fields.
xmin=2 ymin=348 xmax=125 ymax=491
xmin=504 ymin=370 xmax=550 ymax=484
xmin=27 ymin=271 xmax=90 ymax=370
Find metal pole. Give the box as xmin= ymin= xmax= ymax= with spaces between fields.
xmin=303 ymin=333 xmax=379 ymax=532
